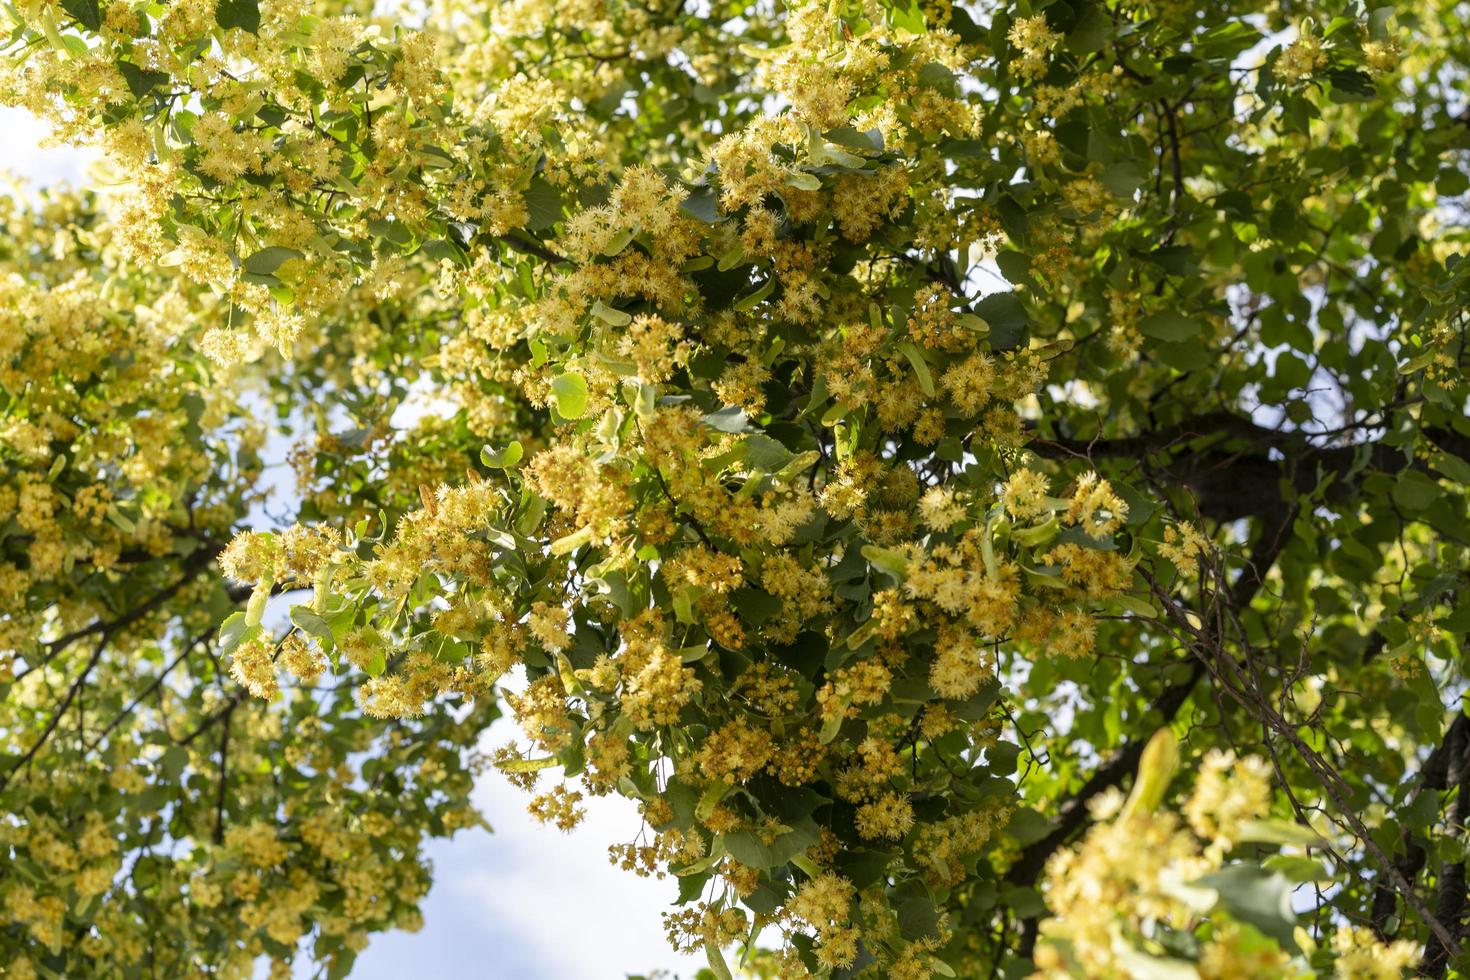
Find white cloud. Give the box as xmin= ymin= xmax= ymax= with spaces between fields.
xmin=353 ymin=676 xmax=703 ymax=980
xmin=451 ymin=772 xmax=700 ymax=977
xmin=0 ymin=107 xmax=99 ymax=190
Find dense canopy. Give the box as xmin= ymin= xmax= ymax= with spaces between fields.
xmin=1 ymin=0 xmax=1468 ymax=976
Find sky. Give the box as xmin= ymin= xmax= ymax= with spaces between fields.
xmin=0 ymin=105 xmax=702 ymax=980
xmin=351 ymin=702 xmax=702 ymax=980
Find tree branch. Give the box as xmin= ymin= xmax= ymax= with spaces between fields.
xmin=213 ymin=701 xmax=238 ymax=846
xmin=1028 ymin=409 xmax=1457 ymax=525
xmin=1003 ymin=504 xmax=1295 ymax=904
xmin=1423 ymin=729 xmax=1470 ymax=976
xmin=496 ymin=232 xmax=569 ymax=267
xmin=17 ymin=547 xmax=218 ymax=682
xmin=88 ymin=627 xmax=215 ymax=750
xmin=1371 ymin=712 xmax=1470 ymax=935
xmin=1 ymin=637 xmax=108 ymax=792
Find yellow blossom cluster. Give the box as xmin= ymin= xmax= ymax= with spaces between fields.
xmin=1278 ymin=26 xmax=1329 ymax=83
xmin=9 ymin=0 xmax=1458 ymax=974
xmin=1035 ymin=731 xmax=1421 ymax=979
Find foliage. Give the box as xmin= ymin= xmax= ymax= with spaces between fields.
xmin=1031 ymin=731 xmax=1420 ymax=979
xmin=1 ymin=0 xmax=1469 ymax=976
xmin=0 ymin=188 xmax=492 ymax=978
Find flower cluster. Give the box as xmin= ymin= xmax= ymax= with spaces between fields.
xmin=2 ymin=0 xmax=1461 ymax=975
xmin=1034 ymin=731 xmax=1420 ymax=979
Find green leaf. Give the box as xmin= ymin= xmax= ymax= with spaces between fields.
xmin=723 ymin=831 xmax=776 ymax=868
xmin=602 ymin=227 xmax=636 ymax=256
xmin=1194 ymin=864 xmax=1298 ymax=950
xmin=1156 ymin=341 xmax=1214 ymax=372
xmin=996 ymin=195 xmax=1029 ymax=245
xmin=819 ymin=699 xmax=848 ymax=743
xmin=726 ymin=820 xmax=820 ymax=869
xmin=60 ymin=0 xmax=100 ymax=31
xmin=1439 ymin=603 xmax=1470 ymax=634
xmin=550 ymin=525 xmax=595 ymax=555
xmin=995 ymin=250 xmax=1031 ymax=286
xmin=680 ymin=186 xmax=722 ymax=223
xmin=893 ymin=880 xmax=941 ymax=939
xmin=703 ymin=406 xmax=752 ymax=434
xmin=705 ymin=941 xmax=733 ymax=980
xmin=1004 ymin=808 xmax=1051 ymax=846
xmin=106 ymin=506 xmax=136 ymax=535
xmin=834 ymin=849 xmax=895 ymax=889
xmin=675 ymin=870 xmax=711 ymax=905
xmin=741 ymin=879 xmax=786 ymax=915
xmin=241 ymin=247 xmax=303 ymax=276
xmin=590 ymin=300 xmax=632 ymax=326
xmin=497 ymin=755 xmax=559 ymax=773
xmin=715 ymin=246 xmax=746 ymax=272
xmin=973 ymin=291 xmax=1028 ymax=349
xmin=695 ymin=781 xmax=730 ymax=822
xmin=916 ymin=62 xmax=957 ymax=94
xmin=218 ymin=612 xmax=257 ymax=657
xmin=885 ymin=0 xmax=926 ymax=33
xmin=825 ymin=126 xmax=883 ymax=152
xmin=1433 ymin=452 xmax=1470 ymax=485
xmin=730 ymin=587 xmax=783 ymax=628
xmin=1368 ymin=6 xmax=1394 ymax=39
xmin=1273 ymin=352 xmax=1312 ymax=390
xmin=289 ymin=606 xmax=334 ymax=646
xmin=732 ymin=277 xmax=775 ymax=311
xmin=524 ymin=178 xmax=563 ymax=231
xmin=812 ymin=139 xmax=865 ymax=167
xmin=742 ymin=433 xmax=795 ymax=472
xmin=326 ymin=950 xmax=357 ymax=980
xmin=1067 ymin=3 xmax=1111 ymax=54
xmin=480 ymin=441 xmax=524 ymax=468
xmin=672 ymin=585 xmax=696 ymax=624
xmin=551 ymin=372 xmax=590 ymax=419
xmin=1327 ymin=69 xmax=1376 ymax=102
xmin=861 ymin=544 xmax=910 ymax=582
xmin=1107 ymin=594 xmax=1158 ymax=619
xmin=1138 ymin=311 xmax=1202 ymax=342
xmin=785 ymin=171 xmax=823 ymax=191
xmin=897 ymin=342 xmax=935 ymax=397
xmin=1055 ymin=525 xmax=1116 ymax=551
xmin=952 ymin=681 xmax=1001 ymax=722
xmin=214 ymin=0 xmax=260 ymax=32
xmin=1195 ymin=20 xmax=1264 ymax=59
xmin=1262 ymin=854 xmax=1331 ymax=882
xmin=157 ymin=745 xmax=189 ymax=781
xmin=116 ymin=61 xmax=171 ymax=99
xmin=368 ymin=217 xmax=413 ymax=248
xmin=1101 ymin=161 xmax=1147 ymax=197
xmin=245 ymin=581 xmax=270 ymax=627
xmin=1150 ymin=245 xmax=1194 ymax=276
xmin=777 ymin=450 xmax=820 ymax=482
xmin=941 ymin=139 xmax=988 ymax=159
xmin=1391 ymin=470 xmax=1441 ymax=511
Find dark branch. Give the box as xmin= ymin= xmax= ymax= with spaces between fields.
xmin=1028 ymin=409 xmax=1465 ymax=525
xmin=18 ymin=547 xmax=218 ymax=682
xmin=1002 ymin=658 xmax=1204 ymax=890
xmin=1423 ymin=728 xmax=1470 ymax=976
xmin=1003 ymin=504 xmax=1295 ymax=914
xmin=1 ymin=637 xmax=108 ymax=792
xmin=496 ymin=232 xmax=569 ymax=267
xmin=1371 ymin=712 xmax=1470 ymax=935
xmin=213 ymin=701 xmax=238 ymax=846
